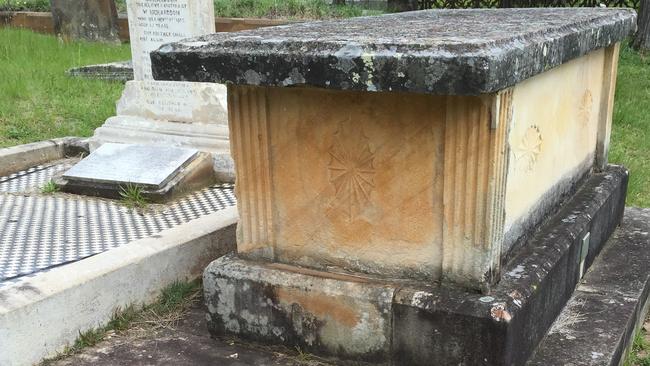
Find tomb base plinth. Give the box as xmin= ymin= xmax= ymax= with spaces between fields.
xmin=204 ymin=166 xmax=629 ymax=365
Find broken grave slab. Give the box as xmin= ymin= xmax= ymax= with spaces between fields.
xmin=59 ymin=143 xmax=215 ymax=202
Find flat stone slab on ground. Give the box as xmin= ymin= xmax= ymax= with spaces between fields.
xmin=63 ymin=143 xmax=198 ymax=190
xmin=67 ymin=60 xmax=133 ymax=82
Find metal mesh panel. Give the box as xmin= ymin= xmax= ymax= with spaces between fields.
xmin=0 ymin=160 xmax=236 ymax=282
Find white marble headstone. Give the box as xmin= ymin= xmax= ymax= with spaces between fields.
xmin=128 ymin=0 xmax=214 ymax=81
xmin=91 ymin=0 xmax=230 ymax=154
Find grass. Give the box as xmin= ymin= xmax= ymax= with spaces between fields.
xmin=0 ymin=0 xmax=383 ymax=18
xmin=0 ymin=28 xmax=130 ymax=148
xmin=119 ymin=183 xmax=148 ymax=209
xmin=213 ymin=0 xmax=384 ymax=19
xmin=609 ymin=44 xmax=650 ymax=207
xmin=40 ymin=180 xmax=59 ymax=194
xmin=626 ymin=326 xmax=650 ymax=366
xmin=41 ymin=280 xmax=201 ymax=365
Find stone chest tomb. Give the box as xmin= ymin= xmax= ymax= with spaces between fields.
xmin=152 ymin=9 xmax=637 ymax=365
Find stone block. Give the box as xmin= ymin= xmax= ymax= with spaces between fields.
xmin=204 ymin=255 xmax=395 ymax=363
xmin=151 ymin=8 xmax=635 ymax=95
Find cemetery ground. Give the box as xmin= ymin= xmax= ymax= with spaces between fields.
xmin=1 ymin=26 xmax=650 ymax=365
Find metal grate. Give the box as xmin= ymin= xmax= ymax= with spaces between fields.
xmin=0 ymin=161 xmax=236 ymax=282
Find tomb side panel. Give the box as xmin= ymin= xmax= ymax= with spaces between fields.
xmin=267 ymin=87 xmax=446 ymax=281
xmin=503 ymin=49 xmax=607 ymax=255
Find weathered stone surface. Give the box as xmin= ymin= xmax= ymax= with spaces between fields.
xmin=204 ymin=255 xmax=395 ymax=363
xmin=203 ymin=165 xmax=630 ymax=364
xmin=116 ymin=81 xmax=228 ymax=124
xmin=67 ymin=60 xmax=133 ymax=82
xmin=91 ymin=116 xmax=230 ymax=153
xmin=151 ymin=8 xmax=636 ymax=95
xmin=63 ymin=143 xmax=198 ymax=189
xmin=212 ymin=153 xmax=235 ymax=183
xmin=50 ymin=0 xmax=120 ymax=43
xmin=527 ymin=207 xmax=650 ymax=366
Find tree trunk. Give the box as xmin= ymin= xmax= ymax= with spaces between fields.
xmin=633 ymin=0 xmax=650 ymax=51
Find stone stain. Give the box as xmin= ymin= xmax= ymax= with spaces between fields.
xmin=275 ymin=287 xmax=360 ymax=328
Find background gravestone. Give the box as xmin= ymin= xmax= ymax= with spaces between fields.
xmin=91 ymin=0 xmax=230 ymax=155
xmin=387 ymin=0 xmax=419 ymax=11
xmin=50 ymin=0 xmax=120 ymax=43
xmin=633 ymin=0 xmax=650 ymax=50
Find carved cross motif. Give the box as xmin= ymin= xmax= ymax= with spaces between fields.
xmin=328 ymin=122 xmax=375 ymax=222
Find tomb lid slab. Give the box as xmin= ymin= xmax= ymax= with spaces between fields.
xmin=63 ymin=143 xmax=198 ymax=189
xmin=151 ymin=8 xmax=636 ymax=95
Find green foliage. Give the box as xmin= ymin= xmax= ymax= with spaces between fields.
xmin=0 ymin=28 xmax=130 ymax=148
xmin=0 ymin=0 xmax=381 ymax=18
xmin=41 ymin=180 xmax=59 ymax=194
xmin=151 ymin=280 xmax=201 ymax=314
xmin=74 ymin=328 xmax=105 ymax=349
xmin=626 ymin=330 xmax=650 ymax=366
xmin=119 ymin=183 xmax=148 ymax=208
xmin=609 ymin=43 xmax=650 ymax=207
xmin=213 ymin=0 xmax=383 ymax=19
xmin=0 ymin=0 xmax=50 ymax=11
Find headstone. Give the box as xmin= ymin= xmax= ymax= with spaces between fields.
xmin=152 ymin=8 xmax=636 ymax=365
xmin=633 ymin=0 xmax=650 ymax=50
xmin=58 ymin=143 xmax=215 ymax=202
xmin=90 ymin=0 xmax=230 ymax=156
xmin=50 ymin=0 xmax=120 ymax=43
